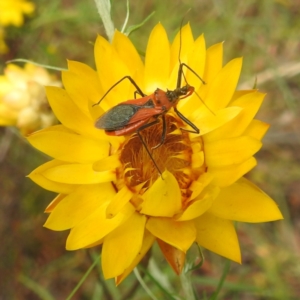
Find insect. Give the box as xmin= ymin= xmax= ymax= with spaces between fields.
xmin=94 ymin=30 xmax=205 ymax=176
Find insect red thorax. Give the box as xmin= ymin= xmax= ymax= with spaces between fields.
xmin=94 ymin=28 xmax=204 ymax=176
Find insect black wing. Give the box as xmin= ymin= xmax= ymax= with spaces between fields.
xmin=95 ymin=104 xmax=140 ymax=130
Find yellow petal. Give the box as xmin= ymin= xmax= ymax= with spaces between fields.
xmin=93 ymin=154 xmax=121 ymax=172
xmin=27 ymin=128 xmax=110 ymax=163
xmin=106 ymin=186 xmax=133 ymax=219
xmin=67 ymin=60 xmax=96 ymax=77
xmin=186 ymin=34 xmax=206 ymax=88
xmin=192 ymin=106 xmax=242 ymax=135
xmin=83 ymin=239 xmax=104 ymax=249
xmin=112 ymin=30 xmax=144 ymax=90
xmin=88 ymin=97 xmax=105 ymax=122
xmin=102 ymin=213 xmax=146 ymax=279
xmin=204 ymin=136 xmax=262 ymax=167
xmin=45 ymin=86 xmax=102 ymax=140
xmin=229 ymin=89 xmax=257 ymax=104
xmin=244 ymin=120 xmax=270 ymax=141
xmin=170 ymin=23 xmax=194 ymax=70
xmin=203 ymin=42 xmax=223 ymax=84
xmin=205 ymin=58 xmax=243 ymax=111
xmin=177 ymin=185 xmax=220 ymax=221
xmin=173 ymin=33 xmax=207 ymax=115
xmin=208 ymin=178 xmax=283 ymax=222
xmin=146 ymin=218 xmax=196 ymax=252
xmin=44 ymin=183 xmax=116 ymax=230
xmin=141 ymin=170 xmax=181 ymax=217
xmin=195 ymin=212 xmax=241 ymax=263
xmin=157 ymin=239 xmax=185 ymax=275
xmin=191 ymin=151 xmax=204 ymax=168
xmin=204 ymin=91 xmax=265 ymax=142
xmin=174 ymin=33 xmax=207 ymax=115
xmin=28 ymin=159 xmax=76 ymax=194
xmin=116 ymin=230 xmax=155 ymax=285
xmin=144 ymin=23 xmax=170 ymax=93
xmin=66 ymin=202 xmax=135 ymax=250
xmin=61 ymin=69 xmax=102 ymax=115
xmin=94 ymin=35 xmax=133 ymax=106
xmin=209 ymin=157 xmax=257 ymax=187
xmin=87 ymin=98 xmax=124 ymax=150
xmin=42 ymin=163 xmax=115 ymax=184
xmin=168 ymin=23 xmax=194 ymax=89
xmin=189 ymin=172 xmax=214 ymax=200
xmin=67 ymin=60 xmax=104 ymax=95
xmin=45 ymin=194 xmax=66 ymax=213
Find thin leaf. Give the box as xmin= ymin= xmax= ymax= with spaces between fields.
xmin=66 ymin=255 xmax=100 ymax=300
xmin=125 ymin=11 xmax=156 ymax=36
xmin=18 ymin=274 xmax=55 ymax=300
xmin=6 ymin=59 xmax=67 ymax=71
xmin=139 ymin=265 xmax=178 ymax=300
xmin=209 ymin=259 xmax=231 ymax=300
xmin=252 ymin=76 xmax=258 ymax=89
xmin=134 ymin=268 xmax=158 ymax=300
xmin=180 ymin=271 xmax=196 ymax=300
xmin=94 ymin=0 xmax=115 ymax=42
xmin=186 ymin=244 xmax=205 ymax=272
xmin=121 ymin=0 xmax=130 ymax=33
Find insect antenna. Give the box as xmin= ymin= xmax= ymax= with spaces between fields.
xmin=194 ymin=90 xmax=216 ymax=115
xmin=176 ymin=16 xmax=184 ymax=88
xmin=180 ymin=70 xmax=214 ymax=115
xmin=177 ymin=17 xmax=214 ymax=115
xmin=178 ymin=9 xmax=192 ymax=68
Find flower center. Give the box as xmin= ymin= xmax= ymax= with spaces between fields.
xmin=117 ymin=115 xmax=199 ymax=191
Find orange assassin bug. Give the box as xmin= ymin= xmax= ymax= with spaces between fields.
xmin=94 ymin=28 xmax=205 ymax=176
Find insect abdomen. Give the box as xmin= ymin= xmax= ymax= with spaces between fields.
xmin=95 ymin=104 xmax=140 ymax=130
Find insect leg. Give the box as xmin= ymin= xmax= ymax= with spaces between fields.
xmin=176 ymin=63 xmax=206 ymax=88
xmin=137 ymin=119 xmax=163 ymax=176
xmin=151 ymin=114 xmax=167 ymax=150
xmin=174 ymin=107 xmax=200 ymax=134
xmin=134 ymin=90 xmax=144 ymax=99
xmin=93 ymin=76 xmax=146 ymax=106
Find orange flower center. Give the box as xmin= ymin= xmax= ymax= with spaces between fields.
xmin=116 ymin=115 xmax=204 ymax=197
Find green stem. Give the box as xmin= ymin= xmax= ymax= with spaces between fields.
xmin=121 ymin=0 xmax=130 ymax=33
xmin=5 ymin=59 xmax=67 ymax=71
xmin=65 ymin=255 xmax=100 ymax=300
xmin=180 ymin=271 xmax=196 ymax=300
xmin=18 ymin=274 xmax=55 ymax=300
xmin=210 ymin=259 xmax=231 ymax=300
xmin=133 ymin=268 xmax=158 ymax=300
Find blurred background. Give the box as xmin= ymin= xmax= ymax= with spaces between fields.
xmin=0 ymin=0 xmax=300 ymax=299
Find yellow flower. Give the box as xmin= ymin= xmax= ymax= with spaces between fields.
xmin=0 ymin=27 xmax=8 ymax=54
xmin=0 ymin=63 xmax=60 ymax=134
xmin=27 ymin=24 xmax=283 ymax=284
xmin=0 ymin=0 xmax=35 ymax=27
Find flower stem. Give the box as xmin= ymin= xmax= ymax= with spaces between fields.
xmin=210 ymin=259 xmax=231 ymax=300
xmin=180 ymin=271 xmax=196 ymax=300
xmin=134 ymin=267 xmax=158 ymax=300
xmin=65 ymin=255 xmax=100 ymax=300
